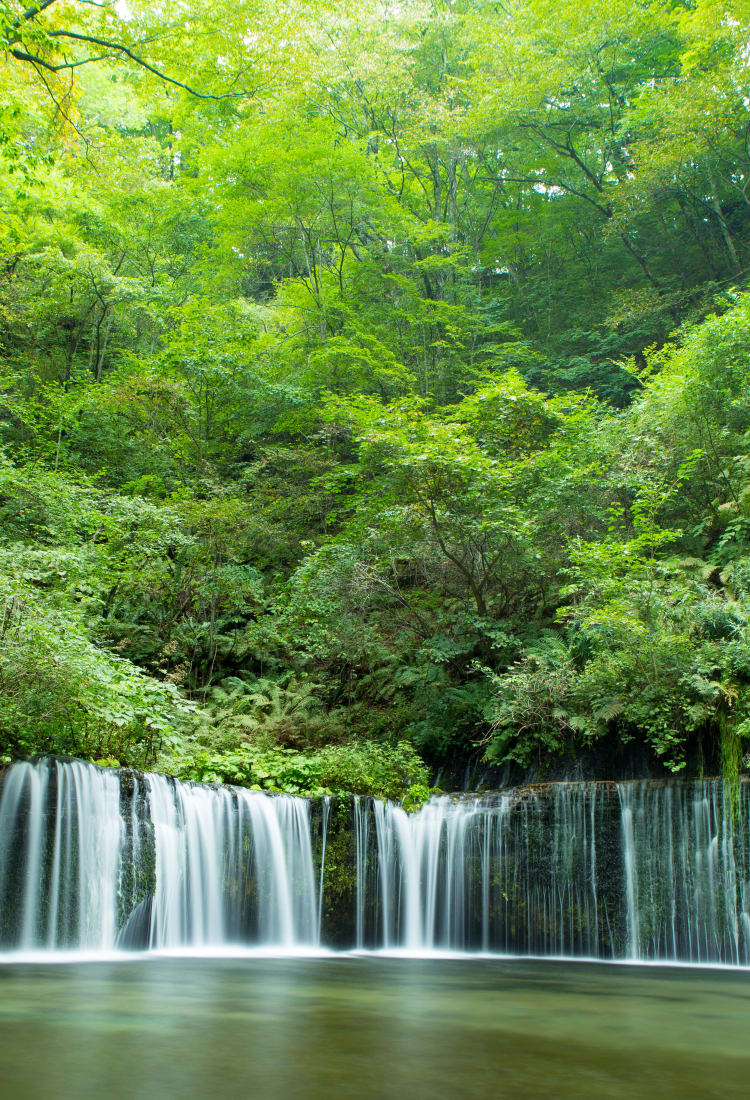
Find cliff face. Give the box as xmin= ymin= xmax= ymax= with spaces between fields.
xmin=431 ymin=731 xmax=727 ymax=793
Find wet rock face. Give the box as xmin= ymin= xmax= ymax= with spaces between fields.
xmin=340 ymin=788 xmax=627 ymax=954
xmin=117 ymin=769 xmax=156 ymax=933
xmin=314 ymin=797 xmax=358 ymax=950
xmin=435 ymin=734 xmax=724 ymax=792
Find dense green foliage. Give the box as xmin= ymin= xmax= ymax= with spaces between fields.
xmin=2 ymin=0 xmax=750 ymax=793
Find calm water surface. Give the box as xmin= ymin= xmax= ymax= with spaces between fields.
xmin=0 ymin=956 xmax=748 ymax=1098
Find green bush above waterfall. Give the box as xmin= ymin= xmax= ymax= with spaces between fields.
xmin=173 ymin=738 xmax=430 ymax=802
xmin=2 ymin=0 xmax=750 ymax=788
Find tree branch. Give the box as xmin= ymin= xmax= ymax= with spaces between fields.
xmin=10 ymin=47 xmax=107 ymax=71
xmin=17 ymin=0 xmax=60 ymax=25
xmin=44 ymin=29 xmax=251 ymax=98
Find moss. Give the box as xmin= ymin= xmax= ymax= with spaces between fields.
xmin=315 ymin=796 xmax=358 ymax=948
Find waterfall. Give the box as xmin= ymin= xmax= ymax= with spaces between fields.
xmin=2 ymin=758 xmax=750 ymax=963
xmin=353 ymin=786 xmax=605 ymax=955
xmin=616 ymin=780 xmax=747 ymax=965
xmin=354 ymin=794 xmax=369 ymax=950
xmin=351 ymin=782 xmax=750 ymax=962
xmin=0 ymin=759 xmax=320 ymax=953
xmin=317 ymin=795 xmax=331 ymax=942
xmin=0 ymin=759 xmax=123 ymax=950
xmin=619 ymin=785 xmax=640 ymax=959
xmin=144 ymin=774 xmax=319 ymax=949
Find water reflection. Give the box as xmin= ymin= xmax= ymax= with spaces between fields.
xmin=0 ymin=958 xmax=749 ymax=1098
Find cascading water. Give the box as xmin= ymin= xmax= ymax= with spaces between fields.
xmin=0 ymin=759 xmax=124 ymax=950
xmin=0 ymin=759 xmax=322 ymax=953
xmin=617 ymin=781 xmax=750 ymax=964
xmin=2 ymin=758 xmax=750 ymax=963
xmin=354 ymin=786 xmax=606 ymax=955
xmin=146 ymin=774 xmax=318 ymax=948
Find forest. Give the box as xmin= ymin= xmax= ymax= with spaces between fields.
xmin=2 ymin=0 xmax=750 ymax=800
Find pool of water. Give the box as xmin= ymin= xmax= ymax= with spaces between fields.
xmin=0 ymin=956 xmax=748 ymax=1098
